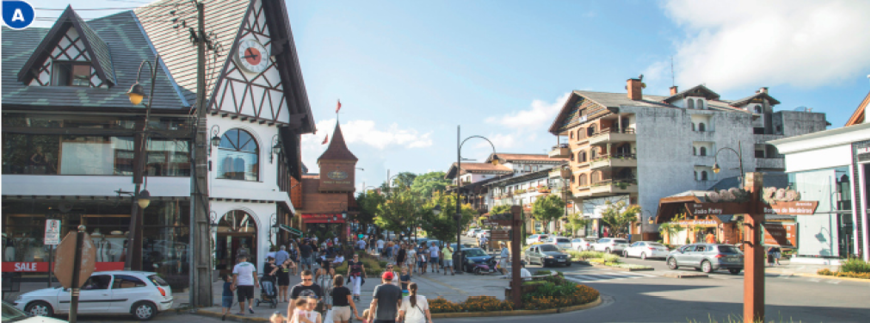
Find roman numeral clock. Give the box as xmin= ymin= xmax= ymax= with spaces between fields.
xmin=236 ymin=39 xmax=269 ymax=74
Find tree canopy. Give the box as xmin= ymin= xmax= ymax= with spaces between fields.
xmin=374 ymin=187 xmax=419 ymax=238
xmin=420 ymin=190 xmax=476 ymax=243
xmin=393 ymin=172 xmax=418 ymax=188
xmin=600 ymin=201 xmax=641 ymax=236
xmin=411 ymin=171 xmax=452 ymax=199
xmin=531 ymin=194 xmax=565 ymax=233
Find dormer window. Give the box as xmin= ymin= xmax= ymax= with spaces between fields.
xmin=687 ymin=99 xmax=695 ymax=109
xmin=755 ymin=105 xmax=762 ymax=114
xmin=52 ymin=62 xmax=90 ymax=87
xmin=697 ymin=99 xmax=704 ymax=110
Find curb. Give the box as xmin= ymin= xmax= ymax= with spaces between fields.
xmin=195 ymin=296 xmax=604 ymax=322
xmin=790 ymin=272 xmax=870 ymax=283
xmin=591 ymin=264 xmax=654 ymax=272
xmin=430 ymin=296 xmax=602 ymax=318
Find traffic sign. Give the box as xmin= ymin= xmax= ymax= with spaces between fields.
xmin=44 ymin=219 xmax=61 ymax=246
xmin=53 ymin=231 xmax=95 ymax=289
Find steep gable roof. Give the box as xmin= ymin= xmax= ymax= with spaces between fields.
xmin=662 ymin=84 xmax=721 ymax=103
xmin=318 ymin=122 xmax=358 ymax=162
xmin=845 ymin=91 xmax=870 ymax=126
xmin=730 ymin=92 xmax=781 ymax=107
xmin=2 ymin=11 xmax=186 ymax=110
xmin=17 ymin=6 xmax=116 ymax=87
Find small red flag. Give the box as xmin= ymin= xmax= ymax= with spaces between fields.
xmin=322 ymin=134 xmax=329 ymax=145
xmin=336 ymin=99 xmax=342 ymax=113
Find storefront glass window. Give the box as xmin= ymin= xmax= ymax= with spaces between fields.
xmin=217 ymin=129 xmax=259 ymax=181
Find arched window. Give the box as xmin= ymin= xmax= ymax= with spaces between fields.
xmin=579 ymin=151 xmax=587 ymax=162
xmin=698 ymin=123 xmax=706 ymax=132
xmin=591 ymin=171 xmax=601 ymax=184
xmin=587 ymin=124 xmax=597 ymax=137
xmin=578 ymin=128 xmax=586 ymax=139
xmin=693 ymin=146 xmax=697 ymax=156
xmin=590 ymin=148 xmax=598 ymax=160
xmin=692 ymin=123 xmax=696 ymax=131
xmin=570 ymin=153 xmax=575 ymax=162
xmin=755 ymin=105 xmax=762 ymax=114
xmin=687 ymin=99 xmax=695 ymax=109
xmin=217 ymin=129 xmax=259 ymax=181
xmin=694 ymin=171 xmax=698 ymax=180
xmin=701 ymin=171 xmax=708 ymax=181
xmin=570 ymin=131 xmax=574 ymax=140
xmin=578 ymin=174 xmax=587 ymax=186
xmin=697 ymin=99 xmax=704 ymax=110
xmin=700 ymin=147 xmax=707 ymax=156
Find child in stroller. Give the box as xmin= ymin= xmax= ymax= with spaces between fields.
xmin=256 ymin=257 xmax=279 ymax=308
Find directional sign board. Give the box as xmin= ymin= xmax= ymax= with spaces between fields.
xmin=491 ymin=230 xmax=510 ymax=240
xmin=765 ymin=201 xmax=819 ymax=216
xmin=690 ymin=201 xmax=819 ymax=216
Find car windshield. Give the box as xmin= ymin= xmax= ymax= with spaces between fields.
xmin=613 ymin=239 xmax=628 ymax=243
xmin=464 ymin=249 xmax=487 ymax=257
xmin=148 ymin=275 xmax=169 ymax=286
xmin=649 ymin=243 xmax=666 ymax=247
xmin=2 ymin=302 xmax=27 ymax=322
xmin=540 ymin=245 xmax=559 ymax=252
xmin=717 ymin=246 xmax=742 ymax=254
xmin=557 ymin=238 xmax=570 ymax=243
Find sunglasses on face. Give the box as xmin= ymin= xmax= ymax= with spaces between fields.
xmin=302 ymin=278 xmax=312 ymax=281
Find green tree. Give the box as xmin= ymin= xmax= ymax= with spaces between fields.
xmin=393 ymin=172 xmax=418 ymax=188
xmin=420 ymin=191 xmax=476 ymax=243
xmin=356 ymin=190 xmax=385 ymax=232
xmin=374 ymin=188 xmax=418 ymax=238
xmin=600 ymin=201 xmax=641 ymax=237
xmin=567 ymin=214 xmax=591 ymax=238
xmin=490 ymin=204 xmax=512 ymax=215
xmin=531 ymin=194 xmax=565 ymax=233
xmin=410 ymin=171 xmax=452 ymax=199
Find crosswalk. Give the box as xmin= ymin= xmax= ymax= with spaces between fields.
xmin=562 ymin=270 xmax=657 ymax=283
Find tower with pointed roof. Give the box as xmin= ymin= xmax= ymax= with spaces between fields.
xmin=317 ymin=122 xmax=358 ymax=192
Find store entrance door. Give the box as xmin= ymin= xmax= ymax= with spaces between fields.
xmin=215 ymin=210 xmax=258 ymax=276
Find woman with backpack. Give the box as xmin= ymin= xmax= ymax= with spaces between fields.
xmin=398 ymin=282 xmax=432 ymax=323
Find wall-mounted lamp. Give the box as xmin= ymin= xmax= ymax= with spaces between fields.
xmin=210 ymin=125 xmax=221 ymax=154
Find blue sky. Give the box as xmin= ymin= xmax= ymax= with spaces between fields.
xmin=30 ymin=0 xmax=870 ymax=190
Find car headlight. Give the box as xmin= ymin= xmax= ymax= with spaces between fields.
xmin=546 ymin=256 xmax=554 ymax=259
xmin=16 ymin=295 xmax=22 ymax=301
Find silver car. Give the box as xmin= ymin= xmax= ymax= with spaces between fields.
xmin=666 ymin=244 xmax=744 ymax=274
xmin=591 ymin=238 xmax=629 ymax=254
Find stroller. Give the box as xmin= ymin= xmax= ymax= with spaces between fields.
xmin=254 ymin=275 xmax=278 ymax=308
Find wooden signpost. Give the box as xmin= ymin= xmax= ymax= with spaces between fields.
xmin=54 ymin=225 xmax=96 ymax=323
xmin=686 ymin=174 xmax=819 ymax=323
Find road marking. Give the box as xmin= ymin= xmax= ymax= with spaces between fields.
xmin=564 ymin=272 xmax=653 ymax=283
xmin=827 ymin=280 xmax=841 ymax=285
xmin=809 ymin=279 xmax=821 ymax=283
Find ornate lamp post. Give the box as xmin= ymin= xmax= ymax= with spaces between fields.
xmin=712 ymin=142 xmax=745 ymax=186
xmin=454 ymin=125 xmax=498 ymax=273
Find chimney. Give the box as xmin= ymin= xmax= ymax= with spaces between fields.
xmin=627 ymin=78 xmax=643 ymax=101
xmin=669 ymin=86 xmax=679 ymax=95
xmin=757 ymin=87 xmax=768 ymax=94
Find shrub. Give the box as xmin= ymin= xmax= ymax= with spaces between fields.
xmin=602 ymin=253 xmax=621 ymax=264
xmin=818 ymin=268 xmax=870 ymax=279
xmin=574 ymin=250 xmax=604 ymax=260
xmin=535 ymin=270 xmax=551 ymax=275
xmin=523 ymin=284 xmax=599 ymax=310
xmin=840 ymin=258 xmax=870 ymax=274
xmin=428 ymin=296 xmax=513 ymax=313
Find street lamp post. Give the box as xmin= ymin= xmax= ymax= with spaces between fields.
xmin=120 ymin=55 xmax=162 ymax=271
xmin=270 ymin=213 xmax=278 ymax=247
xmin=455 ymin=125 xmax=498 ymax=273
xmin=712 ymin=141 xmax=744 ymax=186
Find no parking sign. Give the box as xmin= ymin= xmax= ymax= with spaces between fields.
xmin=2 ymin=1 xmax=34 ymax=30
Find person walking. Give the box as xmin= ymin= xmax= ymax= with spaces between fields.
xmin=276 ymin=245 xmax=291 ymax=269
xmin=288 ymin=270 xmax=323 ymax=319
xmin=330 ymin=275 xmax=361 ymax=323
xmin=441 ymin=244 xmax=455 ymax=276
xmin=405 ymin=244 xmax=417 ymax=276
xmin=232 ymin=254 xmax=260 ymax=315
xmin=220 ymin=274 xmax=235 ymax=317
xmin=356 ymin=237 xmax=367 ymax=251
xmin=417 ymin=246 xmax=428 ymax=275
xmin=300 ymin=240 xmax=314 ymax=271
xmin=479 ymin=234 xmax=488 ymax=252
xmin=346 ymin=253 xmax=367 ymax=301
xmin=428 ymin=242 xmax=440 ymax=274
xmin=278 ymin=257 xmax=295 ymax=302
xmin=498 ymin=242 xmax=509 ymax=276
xmin=705 ymin=231 xmax=716 ymax=244
xmin=395 ymin=243 xmax=406 ymax=270
xmin=367 ymin=272 xmax=402 ymax=323
xmin=377 ymin=238 xmax=385 ymax=257
xmin=398 ymin=283 xmax=432 ymax=323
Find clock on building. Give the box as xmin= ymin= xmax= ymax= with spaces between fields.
xmin=236 ymin=39 xmax=269 ymax=74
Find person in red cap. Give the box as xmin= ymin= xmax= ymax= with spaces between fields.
xmin=366 ymin=271 xmax=402 ymax=323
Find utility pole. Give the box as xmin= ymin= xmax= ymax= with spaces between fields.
xmin=189 ymin=0 xmax=213 ymax=308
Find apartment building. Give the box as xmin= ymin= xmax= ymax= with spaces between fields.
xmin=547 ymin=78 xmax=828 ymax=238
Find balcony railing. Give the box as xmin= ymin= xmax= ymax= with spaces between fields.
xmin=589 ymin=127 xmax=636 ymax=145
xmin=575 ymin=178 xmax=638 ymax=197
xmin=590 ymin=154 xmax=637 ymax=170
xmin=549 ymin=143 xmax=570 ymax=158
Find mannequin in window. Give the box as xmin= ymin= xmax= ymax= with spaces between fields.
xmin=29 ymin=146 xmax=50 ymax=174
xmin=234 ymin=156 xmax=246 ymax=180
xmin=222 ymin=156 xmax=234 ymax=178
xmin=4 ymin=236 xmax=15 ymax=262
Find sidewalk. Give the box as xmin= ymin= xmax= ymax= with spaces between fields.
xmin=763 ymin=259 xmax=839 ymax=275
xmin=197 ymin=267 xmax=510 ymax=321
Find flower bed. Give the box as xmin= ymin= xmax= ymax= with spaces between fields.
xmin=520 ymin=274 xmax=599 ymax=310
xmin=429 ymin=296 xmax=514 ymax=313
xmin=818 ymin=268 xmax=870 ymax=279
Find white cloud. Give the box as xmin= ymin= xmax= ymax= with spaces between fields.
xmin=301 ymin=118 xmax=432 ymax=172
xmin=656 ymin=0 xmax=870 ymax=91
xmin=485 ymin=92 xmax=571 ymax=130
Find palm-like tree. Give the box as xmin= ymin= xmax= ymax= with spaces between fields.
xmin=658 ymin=222 xmax=685 ymax=245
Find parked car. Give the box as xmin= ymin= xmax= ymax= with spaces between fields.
xmin=623 ymin=241 xmax=670 ymax=260
xmin=2 ymin=301 xmax=67 ymax=323
xmin=545 ymin=236 xmax=572 ymax=250
xmin=666 ymin=244 xmax=744 ymax=274
xmin=420 ymin=240 xmax=443 ymax=249
xmin=13 ymin=271 xmax=173 ymax=320
xmin=475 ymin=230 xmax=491 ymax=239
xmin=524 ymin=244 xmax=570 ymax=267
xmin=460 ymin=248 xmax=495 ymax=273
xmin=591 ymin=238 xmax=629 ymax=254
xmin=571 ymin=238 xmax=596 ymax=251
xmin=467 ymin=229 xmax=483 ymax=237
xmin=525 ymin=234 xmax=549 ymax=245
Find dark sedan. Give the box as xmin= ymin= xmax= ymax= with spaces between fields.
xmin=460 ymin=248 xmax=494 ymax=272
xmin=525 ymin=244 xmax=570 ymax=267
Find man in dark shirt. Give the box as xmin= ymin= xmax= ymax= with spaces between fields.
xmin=299 ymin=240 xmax=314 ymax=271
xmin=367 ymin=272 xmax=402 ymax=323
xmin=287 ymin=270 xmax=323 ymax=316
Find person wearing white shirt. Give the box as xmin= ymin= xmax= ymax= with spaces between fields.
xmin=520 ymin=265 xmax=532 ymax=281
xmin=398 ymin=283 xmax=431 ymax=323
xmin=376 ymin=239 xmax=385 ymax=255
xmin=356 ymin=239 xmax=366 ymax=251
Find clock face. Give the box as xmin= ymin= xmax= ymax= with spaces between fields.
xmin=236 ymin=39 xmax=269 ymax=74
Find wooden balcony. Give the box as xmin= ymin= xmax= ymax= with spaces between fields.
xmin=590 ymin=154 xmax=637 ymax=170
xmin=549 ymin=144 xmax=570 ymax=158
xmin=589 ymin=128 xmax=636 ymax=146
xmin=575 ymin=179 xmax=638 ymax=197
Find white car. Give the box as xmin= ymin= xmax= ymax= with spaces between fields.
xmin=14 ymin=271 xmax=173 ymax=320
xmin=525 ymin=234 xmax=549 ymax=245
xmin=591 ymin=238 xmax=630 ymax=254
xmin=623 ymin=241 xmax=671 ymax=260
xmin=466 ymin=229 xmax=482 ymax=237
xmin=571 ymin=238 xmax=596 ymax=251
xmin=476 ymin=230 xmax=491 ymax=239
xmin=545 ymin=236 xmax=572 ymax=250
xmin=3 ymin=301 xmax=67 ymax=323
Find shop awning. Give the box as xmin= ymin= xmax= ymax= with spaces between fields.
xmin=278 ymin=224 xmax=303 ymax=236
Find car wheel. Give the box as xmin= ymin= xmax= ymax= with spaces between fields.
xmin=622 ymin=250 xmax=629 ymax=258
xmin=26 ymin=301 xmax=54 ymax=317
xmin=667 ymin=257 xmax=678 ymax=270
xmin=729 ymin=269 xmax=741 ymax=275
xmin=565 ymin=262 xmax=571 ymax=267
xmin=640 ymin=253 xmax=647 ymax=260
xmin=605 ymin=248 xmax=611 ymax=254
xmin=701 ymin=260 xmax=713 ymax=273
xmin=132 ymin=301 xmax=157 ymax=320
xmin=474 ymin=267 xmax=482 ymax=275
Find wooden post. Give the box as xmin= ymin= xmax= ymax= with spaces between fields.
xmin=510 ymin=205 xmax=522 ymax=308
xmin=743 ymin=172 xmax=764 ymax=323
